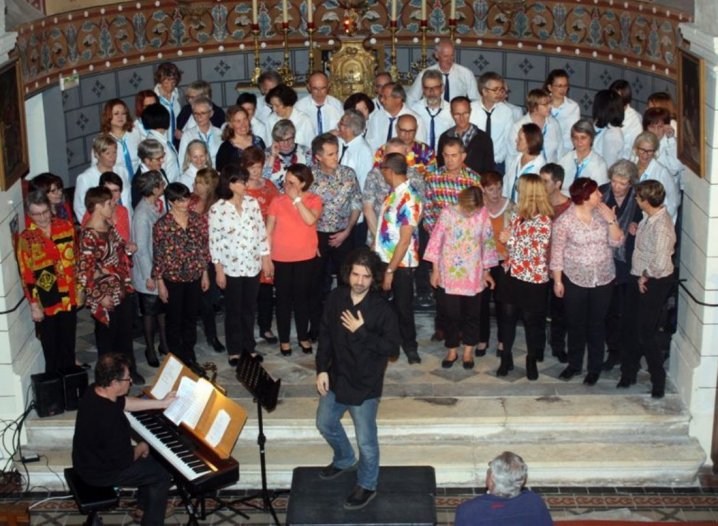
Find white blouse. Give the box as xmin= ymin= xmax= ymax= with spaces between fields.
xmin=209 ymin=198 xmax=270 ymax=277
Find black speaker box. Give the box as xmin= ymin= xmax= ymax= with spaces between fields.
xmin=31 ymin=372 xmax=64 ymax=417
xmin=61 ymin=366 xmax=88 ymax=411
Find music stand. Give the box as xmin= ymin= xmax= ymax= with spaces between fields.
xmin=235 ymin=353 xmax=284 ymax=526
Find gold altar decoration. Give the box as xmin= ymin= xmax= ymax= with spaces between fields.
xmin=327 ymin=36 xmax=377 ymax=101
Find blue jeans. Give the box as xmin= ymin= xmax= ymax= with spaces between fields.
xmin=316 ymin=390 xmax=380 ymax=491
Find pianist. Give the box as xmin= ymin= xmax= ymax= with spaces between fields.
xmin=315 ymin=247 xmax=400 ymax=510
xmin=72 ymin=353 xmax=176 ymax=526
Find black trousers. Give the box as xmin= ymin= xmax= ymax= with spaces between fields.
xmin=548 ymin=281 xmax=567 ymax=354
xmin=437 ymin=288 xmax=480 ymax=348
xmin=95 ymin=297 xmax=136 ymax=369
xmin=164 ymin=279 xmax=201 ymax=365
xmin=620 ymin=275 xmax=674 ymax=390
xmin=479 ymin=265 xmax=505 ymax=345
xmin=224 ymin=274 xmax=260 ymax=356
xmin=605 ymin=280 xmax=629 ymax=353
xmin=415 ymin=222 xmax=432 ymax=297
xmin=274 ymin=258 xmax=315 ymax=344
xmin=39 ymin=309 xmax=77 ymax=373
xmin=311 ymin=231 xmax=354 ymax=333
xmin=499 ymin=290 xmax=547 ymax=358
xmin=563 ymin=277 xmax=613 ymax=374
xmin=257 ymin=283 xmax=274 ymax=335
xmin=199 ymin=264 xmax=219 ymax=342
xmin=388 ymin=267 xmax=417 ymax=355
xmin=83 ymin=456 xmax=171 ymax=526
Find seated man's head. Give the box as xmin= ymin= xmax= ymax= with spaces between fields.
xmin=486 ymin=451 xmax=528 ymax=498
xmin=95 ymin=353 xmax=132 ymax=390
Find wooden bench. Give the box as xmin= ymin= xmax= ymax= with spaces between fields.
xmin=64 ymin=468 xmax=119 ymax=526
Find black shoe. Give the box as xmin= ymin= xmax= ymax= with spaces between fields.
xmin=462 ymin=360 xmax=475 ymax=370
xmin=583 ymin=372 xmax=600 ymax=386
xmin=602 ymin=351 xmax=620 ymax=371
xmin=145 ymin=348 xmax=160 ymax=368
xmin=441 ymin=355 xmax=458 ymax=368
xmin=280 ymin=345 xmax=292 ymax=357
xmin=131 ymin=372 xmax=146 ymax=385
xmin=496 ymin=352 xmax=512 ymax=377
xmin=209 ymin=337 xmax=225 ymax=353
xmin=430 ymin=330 xmax=445 ymax=342
xmin=475 ymin=346 xmax=487 ymax=357
xmin=406 ymin=350 xmax=421 ymax=364
xmin=616 ymin=376 xmax=636 ymax=388
xmin=559 ymin=366 xmax=579 ymax=380
xmin=526 ymin=357 xmax=538 ymax=381
xmin=535 ymin=349 xmax=545 ymax=363
xmin=651 ymin=387 xmax=665 ymax=399
xmin=299 ymin=342 xmax=313 ymax=354
xmin=250 ymin=352 xmax=264 ymax=363
xmin=554 ymin=350 xmax=568 ymax=363
xmin=319 ymin=462 xmax=357 ymax=480
xmin=260 ymin=331 xmax=279 ymax=344
xmin=228 ymin=355 xmax=240 ymax=367
xmin=344 ymin=485 xmax=377 ymax=510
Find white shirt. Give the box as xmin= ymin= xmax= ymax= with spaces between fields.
xmin=593 ymin=125 xmax=624 ymax=168
xmin=209 ymin=198 xmax=269 ymax=277
xmin=407 ymin=63 xmax=480 ymax=104
xmin=504 ymin=101 xmax=524 ymax=122
xmin=633 ymin=157 xmax=680 ymax=224
xmin=469 ymin=101 xmax=514 ymax=164
xmin=153 ymin=85 xmax=181 ymax=139
xmin=265 ymin=107 xmax=316 ymax=149
xmin=502 ymin=152 xmax=547 ymax=202
xmin=295 ymin=94 xmax=344 ymax=135
xmin=365 ymin=104 xmax=426 ymax=152
xmin=340 ymin=135 xmax=374 ymax=190
xmin=145 ymin=129 xmax=181 ymax=184
xmin=622 ymin=105 xmax=644 ymax=159
xmin=255 ymin=91 xmax=274 ymax=123
xmin=657 ymin=135 xmax=685 ymax=190
xmin=559 ymin=150 xmax=609 ymax=188
xmin=508 ymin=114 xmax=565 ymax=163
xmin=550 ymin=97 xmax=581 ymax=152
xmin=110 ymin=128 xmax=142 ymax=178
xmin=180 ymin=164 xmax=199 ymax=189
xmin=177 ymin=124 xmax=223 ymax=169
xmin=252 ymin=117 xmax=270 ymax=147
xmin=73 ymin=164 xmax=131 ymax=221
xmin=409 ymin=100 xmax=454 ymax=152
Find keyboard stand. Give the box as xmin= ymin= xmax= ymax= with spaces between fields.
xmin=175 ymin=483 xmax=250 ymax=526
xmin=234 ymin=353 xmax=285 ymax=526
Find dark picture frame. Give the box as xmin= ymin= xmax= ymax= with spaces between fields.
xmin=0 ymin=57 xmax=29 ymax=191
xmin=677 ymin=48 xmax=705 ymax=176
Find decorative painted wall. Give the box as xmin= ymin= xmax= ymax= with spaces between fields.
xmin=16 ymin=0 xmax=689 ymax=96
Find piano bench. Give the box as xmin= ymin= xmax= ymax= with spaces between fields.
xmin=64 ymin=468 xmax=119 ymax=525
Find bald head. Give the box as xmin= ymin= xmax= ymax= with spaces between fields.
xmin=435 ymin=40 xmax=455 ymax=72
xmin=397 ymin=114 xmax=418 ymax=146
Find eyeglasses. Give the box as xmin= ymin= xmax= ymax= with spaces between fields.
xmin=423 ymin=84 xmax=443 ymax=92
xmin=484 ymin=86 xmax=506 ymax=93
xmin=117 ymin=377 xmax=133 ymax=383
xmin=193 ymin=110 xmax=212 ymax=117
xmin=28 ymin=209 xmax=51 ymax=218
xmin=636 ymin=147 xmax=656 ymax=154
xmin=277 ymin=136 xmax=295 ymax=144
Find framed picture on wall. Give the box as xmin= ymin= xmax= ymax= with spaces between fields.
xmin=0 ymin=57 xmax=29 ymax=192
xmin=677 ymin=48 xmax=705 ymax=176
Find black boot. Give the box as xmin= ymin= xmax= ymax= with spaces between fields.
xmin=526 ymin=356 xmax=538 ymax=380
xmin=496 ymin=351 xmax=512 ymax=377
xmin=535 ymin=348 xmax=545 ymax=362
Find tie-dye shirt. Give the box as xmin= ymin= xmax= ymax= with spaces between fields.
xmin=374 ymin=181 xmax=422 ymax=268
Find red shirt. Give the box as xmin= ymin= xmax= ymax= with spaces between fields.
xmin=268 ymin=193 xmax=322 ymax=262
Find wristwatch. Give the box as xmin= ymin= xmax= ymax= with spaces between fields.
xmin=385 ymin=268 xmax=394 ymax=274
xmin=293 ymin=196 xmax=302 ymax=205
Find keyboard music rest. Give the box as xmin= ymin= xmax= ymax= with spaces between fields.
xmin=126 ymin=410 xmax=239 ymax=494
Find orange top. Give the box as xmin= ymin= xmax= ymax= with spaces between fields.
xmin=489 ymin=213 xmax=508 ymax=261
xmin=268 ymin=193 xmax=322 ymax=263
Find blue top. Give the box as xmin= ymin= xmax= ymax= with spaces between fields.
xmin=454 ymin=490 xmax=554 ymax=526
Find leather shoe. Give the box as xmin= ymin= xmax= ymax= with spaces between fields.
xmin=651 ymin=387 xmax=665 ymax=399
xmin=430 ymin=329 xmax=445 ymax=342
xmin=344 ymin=485 xmax=377 ymax=510
xmin=250 ymin=352 xmax=264 ymax=363
xmin=583 ymin=372 xmax=600 ymax=386
xmin=559 ymin=366 xmax=579 ymax=380
xmin=260 ymin=331 xmax=279 ymax=344
xmin=474 ymin=346 xmax=487 ymax=357
xmin=616 ymin=376 xmax=636 ymax=388
xmin=209 ymin=337 xmax=225 ymax=353
xmin=462 ymin=360 xmax=475 ymax=370
xmin=299 ymin=342 xmax=313 ymax=354
xmin=441 ymin=355 xmax=458 ymax=368
xmin=319 ymin=462 xmax=357 ymax=480
xmin=526 ymin=357 xmax=538 ymax=381
xmin=496 ymin=353 xmax=512 ymax=377
xmin=280 ymin=345 xmax=292 ymax=357
xmin=228 ymin=355 xmax=240 ymax=367
xmin=406 ymin=350 xmax=422 ymax=364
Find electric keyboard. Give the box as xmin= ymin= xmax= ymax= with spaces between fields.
xmin=126 ymin=410 xmax=239 ymax=494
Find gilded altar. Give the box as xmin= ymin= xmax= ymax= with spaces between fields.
xmin=328 ymin=37 xmax=377 ymax=101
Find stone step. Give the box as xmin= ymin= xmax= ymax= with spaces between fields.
xmin=19 ymin=435 xmax=705 ymax=490
xmin=25 ymin=393 xmax=691 ymax=447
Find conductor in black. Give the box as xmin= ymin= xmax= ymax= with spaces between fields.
xmin=315 ymin=247 xmax=401 ymax=510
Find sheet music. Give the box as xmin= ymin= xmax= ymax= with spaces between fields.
xmin=205 ymin=409 xmax=230 ymax=448
xmin=163 ymin=376 xmax=198 ymax=425
xmin=150 ymin=355 xmax=183 ymax=399
xmin=183 ymin=379 xmax=214 ymax=429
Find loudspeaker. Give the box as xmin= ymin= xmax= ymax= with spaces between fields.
xmin=61 ymin=366 xmax=88 ymax=411
xmin=31 ymin=372 xmax=64 ymax=417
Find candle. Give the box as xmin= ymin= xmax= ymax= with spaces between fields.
xmin=307 ymin=0 xmax=313 ymax=23
xmin=449 ymin=0 xmax=455 ymax=19
xmin=391 ymin=0 xmax=397 ymax=21
xmin=283 ymin=0 xmax=288 ymax=23
xmin=252 ymin=0 xmax=258 ymax=24
xmin=421 ymin=0 xmax=426 ymax=21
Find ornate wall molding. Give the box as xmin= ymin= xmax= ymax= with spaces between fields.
xmin=16 ymin=0 xmax=690 ymax=95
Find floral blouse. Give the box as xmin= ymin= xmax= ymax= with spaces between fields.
xmin=550 ymin=204 xmax=624 ymax=288
xmin=152 ymin=211 xmax=210 ymax=283
xmin=310 ymin=164 xmax=362 ymax=233
xmin=77 ymin=226 xmax=133 ymax=325
xmin=424 ymin=206 xmax=498 ymax=296
xmin=209 ymin=198 xmax=270 ymax=278
xmin=503 ymin=212 xmax=552 ymax=284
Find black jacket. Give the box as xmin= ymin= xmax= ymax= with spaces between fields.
xmin=316 ymin=286 xmax=400 ymax=405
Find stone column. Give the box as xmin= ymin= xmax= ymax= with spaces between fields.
xmin=675 ymin=1 xmax=718 ymax=463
